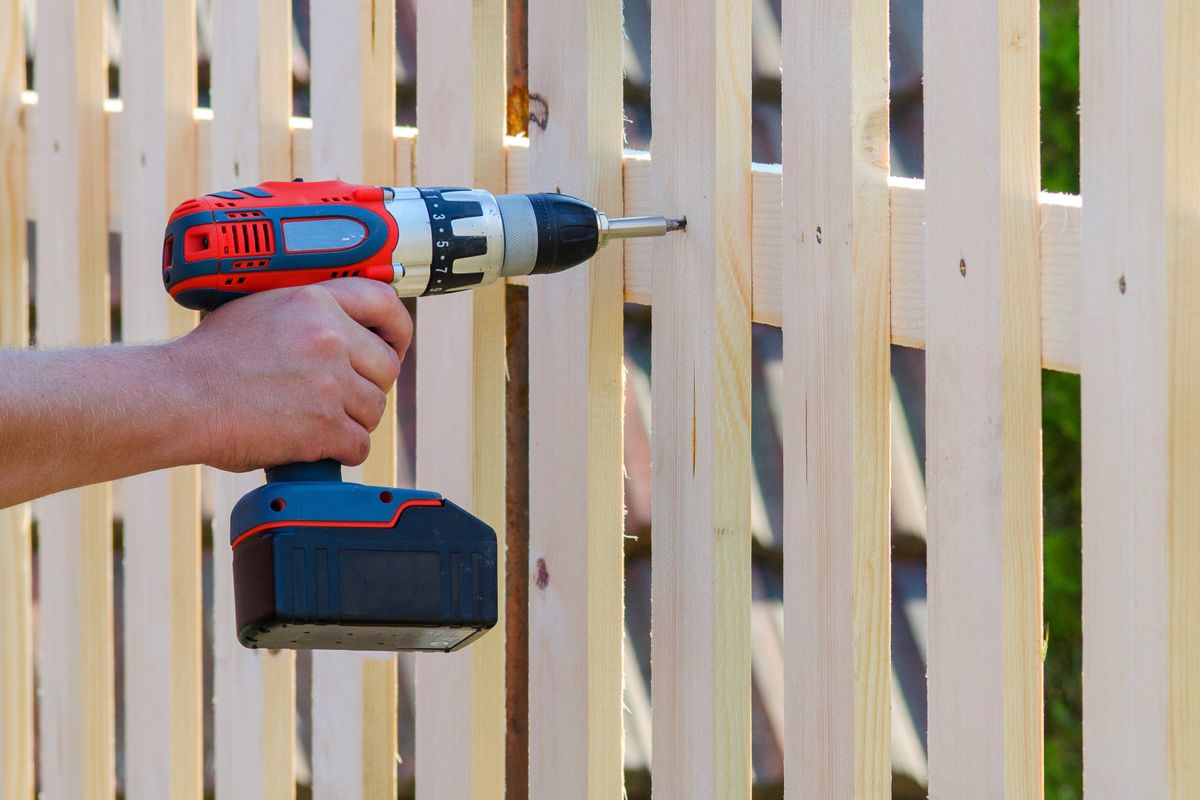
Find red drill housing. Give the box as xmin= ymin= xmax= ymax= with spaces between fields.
xmin=163 ymin=179 xmax=398 ymax=310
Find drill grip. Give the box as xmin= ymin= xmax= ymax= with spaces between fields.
xmin=265 ymin=460 xmax=342 ymax=484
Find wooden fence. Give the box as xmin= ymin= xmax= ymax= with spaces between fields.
xmin=0 ymin=0 xmax=1197 ymax=797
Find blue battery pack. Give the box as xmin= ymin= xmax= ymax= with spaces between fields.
xmin=229 ymin=461 xmax=498 ymax=652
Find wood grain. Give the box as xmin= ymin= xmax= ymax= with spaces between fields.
xmin=25 ymin=98 xmax=1091 ymax=368
xmin=31 ymin=0 xmax=114 ymax=795
xmin=923 ymin=0 xmax=1043 ymax=795
xmin=308 ymin=2 xmax=399 ymax=795
xmin=781 ymin=0 xmax=892 ymax=795
xmin=1080 ymin=0 xmax=1200 ymax=794
xmin=649 ymin=0 xmax=753 ymax=796
xmin=414 ymin=1 xmax=507 ymax=797
xmin=0 ymin=0 xmax=32 ymax=795
xmin=627 ymin=162 xmax=1083 ymax=370
xmin=209 ymin=2 xmax=297 ymax=797
xmin=118 ymin=0 xmax=202 ymax=795
xmin=620 ymin=151 xmax=653 ymax=305
xmin=885 ymin=179 xmax=1082 ymax=372
xmin=526 ymin=0 xmax=625 ymax=796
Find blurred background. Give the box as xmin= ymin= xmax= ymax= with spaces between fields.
xmin=19 ymin=0 xmax=1083 ymax=796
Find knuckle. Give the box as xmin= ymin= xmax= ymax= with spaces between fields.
xmin=294 ymin=283 xmax=331 ymax=307
xmin=371 ymin=279 xmax=398 ymax=303
xmin=307 ymin=323 xmax=343 ymax=357
xmin=388 ymin=348 xmax=403 ymax=379
xmin=370 ymin=389 xmax=388 ymax=423
xmin=358 ymin=390 xmax=387 ymax=433
xmin=344 ymin=429 xmax=371 ymax=466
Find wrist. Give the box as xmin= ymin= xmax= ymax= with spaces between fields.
xmin=152 ymin=339 xmax=217 ymax=468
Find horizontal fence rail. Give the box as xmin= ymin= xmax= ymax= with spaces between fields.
xmin=18 ymin=95 xmax=1084 ymax=370
xmin=2 ymin=0 xmax=1197 ymax=796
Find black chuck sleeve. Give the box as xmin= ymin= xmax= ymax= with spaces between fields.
xmin=525 ymin=193 xmax=601 ymax=275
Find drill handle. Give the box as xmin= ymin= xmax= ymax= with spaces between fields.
xmin=264 ymin=460 xmax=343 ymax=484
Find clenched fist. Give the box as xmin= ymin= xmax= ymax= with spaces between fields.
xmin=173 ymin=279 xmax=412 ymax=471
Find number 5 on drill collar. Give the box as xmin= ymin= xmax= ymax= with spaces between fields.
xmin=229 ymin=461 xmax=498 ymax=652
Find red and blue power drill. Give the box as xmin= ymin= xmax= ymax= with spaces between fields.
xmin=163 ymin=179 xmax=682 ymax=652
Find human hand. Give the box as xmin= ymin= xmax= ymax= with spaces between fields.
xmin=168 ymin=279 xmax=412 ymax=472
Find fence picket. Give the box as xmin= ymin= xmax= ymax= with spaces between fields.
xmin=649 ymin=0 xmax=753 ymax=795
xmin=526 ymin=0 xmax=625 ymax=796
xmin=209 ymin=2 xmax=297 ymax=796
xmin=31 ymin=0 xmax=115 ymax=795
xmin=118 ymin=0 xmax=202 ymax=795
xmin=0 ymin=0 xmax=33 ymax=795
xmin=413 ymin=1 xmax=507 ymax=796
xmin=9 ymin=0 xmax=1190 ymax=795
xmin=1080 ymin=0 xmax=1200 ymax=793
xmin=923 ymin=0 xmax=1044 ymax=795
xmin=22 ymin=94 xmax=1094 ymax=370
xmin=781 ymin=0 xmax=892 ymax=794
xmin=308 ymin=1 xmax=400 ymax=795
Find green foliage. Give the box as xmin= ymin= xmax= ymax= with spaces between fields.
xmin=1042 ymin=0 xmax=1081 ymax=195
xmin=1042 ymin=370 xmax=1082 ymax=799
xmin=1040 ymin=1 xmax=1082 ymax=796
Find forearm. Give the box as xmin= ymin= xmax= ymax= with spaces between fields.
xmin=0 ymin=343 xmax=205 ymax=507
xmin=0 ymin=280 xmax=412 ymax=508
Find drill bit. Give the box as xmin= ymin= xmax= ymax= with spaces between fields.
xmin=596 ymin=213 xmax=687 ymax=247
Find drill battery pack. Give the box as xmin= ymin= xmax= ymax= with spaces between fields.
xmin=229 ymin=462 xmax=497 ymax=653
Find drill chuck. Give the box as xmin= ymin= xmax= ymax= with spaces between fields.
xmin=163 ymin=179 xmax=683 ymax=310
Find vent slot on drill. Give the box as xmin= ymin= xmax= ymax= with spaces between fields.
xmin=221 ymin=221 xmax=275 ymax=257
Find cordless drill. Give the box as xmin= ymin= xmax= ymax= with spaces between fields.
xmin=163 ymin=179 xmax=683 ymax=652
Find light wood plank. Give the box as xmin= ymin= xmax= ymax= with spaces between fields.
xmin=395 ymin=128 xmax=416 ymax=185
xmin=208 ymin=3 xmax=297 ymax=797
xmin=413 ymin=1 xmax=507 ymax=798
xmin=1038 ymin=194 xmax=1081 ymax=374
xmin=23 ymin=95 xmax=1092 ymax=370
xmin=291 ymin=117 xmax=313 ymax=180
xmin=923 ymin=0 xmax=1043 ymax=795
xmin=749 ymin=164 xmax=783 ymax=327
xmin=888 ymin=177 xmax=927 ymax=351
xmin=31 ymin=0 xmax=114 ymax=794
xmin=621 ymin=151 xmax=653 ymax=306
xmin=781 ymin=0 xmax=891 ymax=794
xmin=526 ymin=0 xmax=625 ymax=796
xmin=1080 ymin=0 xmax=1200 ymax=794
xmin=118 ymin=1 xmax=202 ymax=796
xmin=503 ymin=134 xmax=529 ymax=192
xmin=0 ymin=0 xmax=33 ymax=795
xmin=308 ymin=1 xmax=399 ymax=795
xmin=886 ymin=178 xmax=1082 ymax=371
xmin=649 ymin=0 xmax=753 ymax=796
xmin=629 ymin=163 xmax=1087 ymax=371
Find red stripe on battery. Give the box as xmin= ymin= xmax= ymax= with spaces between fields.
xmin=230 ymin=498 xmax=443 ymax=551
